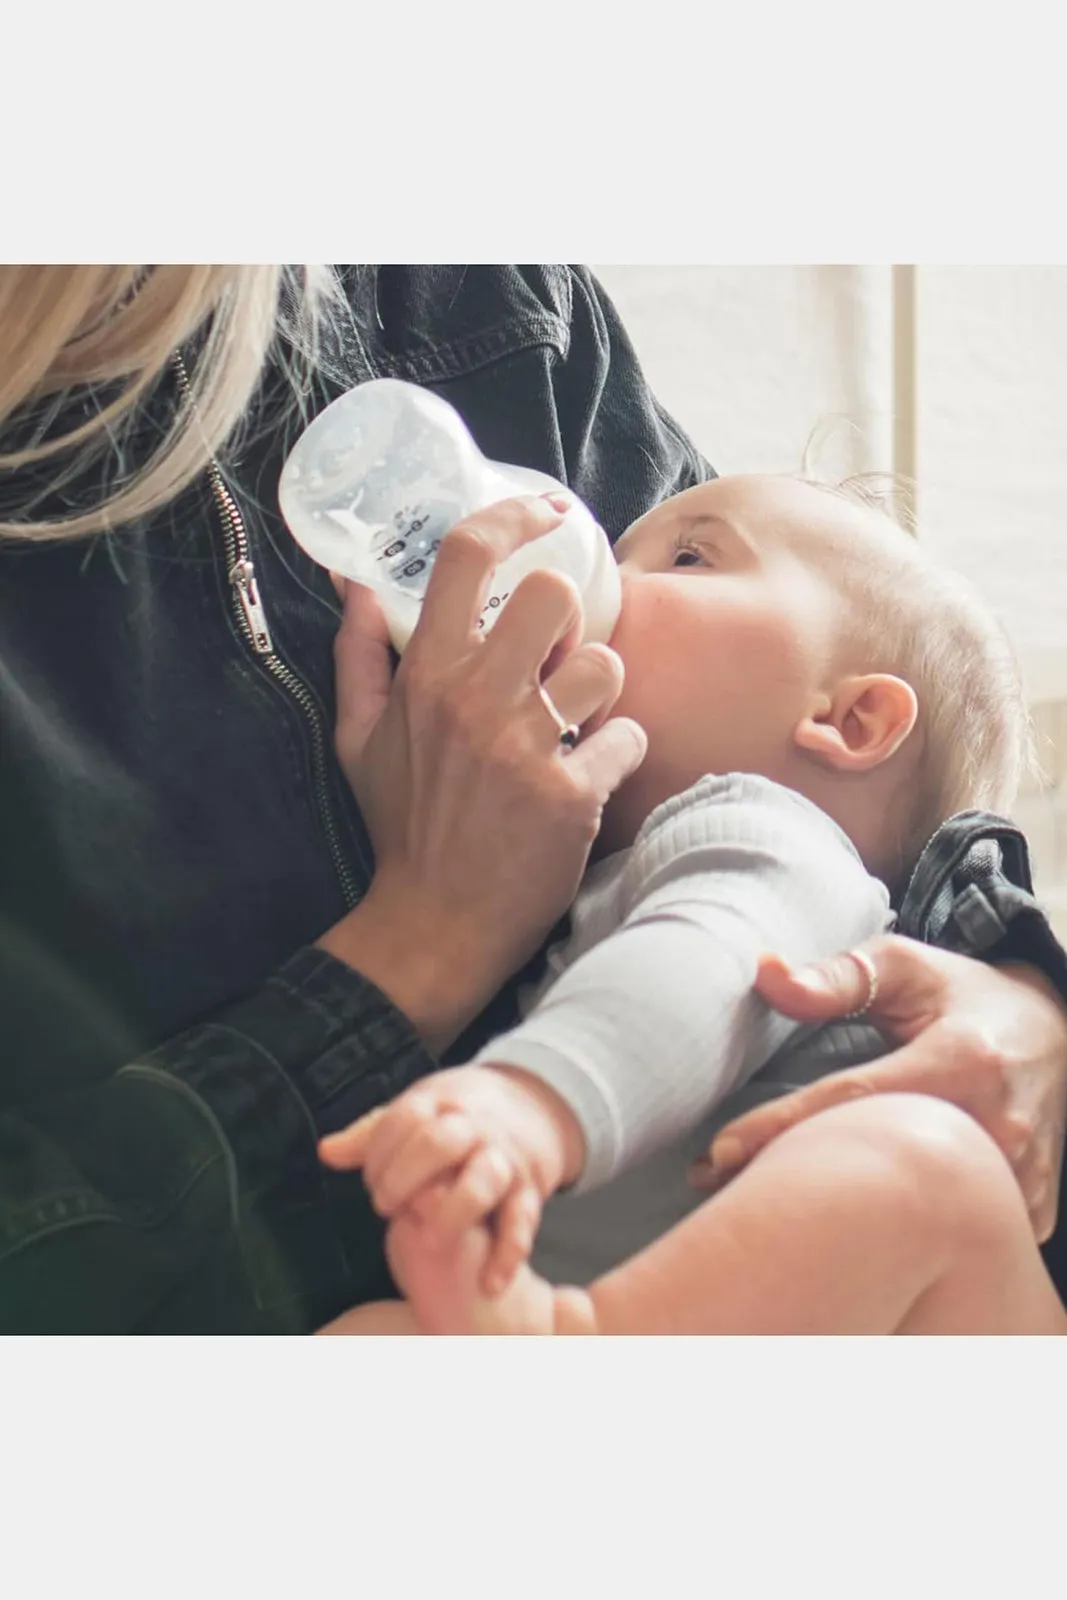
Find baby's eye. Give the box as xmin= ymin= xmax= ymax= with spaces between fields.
xmin=671 ymin=542 xmax=711 ymax=569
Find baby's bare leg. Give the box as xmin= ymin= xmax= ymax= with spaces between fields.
xmin=390 ymin=1093 xmax=1067 ymax=1335
xmin=316 ymin=1300 xmax=423 ymax=1334
xmin=586 ymin=1093 xmax=1067 ymax=1335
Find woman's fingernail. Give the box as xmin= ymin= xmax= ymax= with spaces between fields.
xmin=543 ymin=492 xmax=572 ymax=513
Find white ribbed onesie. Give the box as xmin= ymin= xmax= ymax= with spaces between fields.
xmin=470 ymin=774 xmax=893 ymax=1284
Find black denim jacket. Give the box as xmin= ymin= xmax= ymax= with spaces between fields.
xmin=1 ymin=265 xmax=1064 ymax=1332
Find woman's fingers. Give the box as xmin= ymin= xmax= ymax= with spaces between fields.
xmin=563 ymin=715 xmax=648 ymax=806
xmin=753 ymin=951 xmax=866 ymax=1023
xmin=754 ymin=938 xmax=945 ymax=1035
xmin=336 ymin=493 xmax=578 ymax=774
xmin=736 ymin=937 xmax=1067 ymax=1242
xmin=690 ymin=1030 xmax=1010 ymax=1191
xmin=538 ymin=642 xmax=625 ymax=741
xmin=690 ymin=1071 xmax=883 ymax=1189
xmin=332 ymin=581 xmax=395 ymax=768
xmin=410 ymin=494 xmax=570 ymax=660
xmin=480 ymin=567 xmax=584 ymax=695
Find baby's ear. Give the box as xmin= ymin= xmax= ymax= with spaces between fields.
xmin=793 ymin=675 xmax=918 ymax=772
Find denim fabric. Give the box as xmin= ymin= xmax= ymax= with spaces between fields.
xmin=897 ymin=809 xmax=1067 ymax=984
xmin=0 ymin=265 xmax=1064 ymax=1331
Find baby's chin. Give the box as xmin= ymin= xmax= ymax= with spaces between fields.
xmin=594 ymin=751 xmax=683 ymax=859
xmin=594 ymin=784 xmax=642 ymax=860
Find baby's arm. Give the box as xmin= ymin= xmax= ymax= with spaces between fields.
xmin=323 ymin=778 xmax=889 ymax=1289
xmin=465 ymin=776 xmax=893 ymax=1194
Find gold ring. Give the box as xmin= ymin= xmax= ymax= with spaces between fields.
xmin=843 ymin=948 xmax=879 ymax=1017
xmin=539 ymin=685 xmax=580 ymax=751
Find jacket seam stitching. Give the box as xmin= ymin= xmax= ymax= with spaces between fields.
xmin=0 ymin=1150 xmax=225 ymax=1264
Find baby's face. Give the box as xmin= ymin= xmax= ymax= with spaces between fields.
xmin=600 ymin=474 xmax=853 ymax=851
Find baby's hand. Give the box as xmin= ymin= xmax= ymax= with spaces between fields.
xmin=319 ymin=1065 xmax=583 ymax=1295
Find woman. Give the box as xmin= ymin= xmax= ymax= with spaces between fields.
xmin=1 ymin=263 xmax=1065 ymax=1332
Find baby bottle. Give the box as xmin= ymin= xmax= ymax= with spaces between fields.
xmin=278 ymin=377 xmax=622 ymax=652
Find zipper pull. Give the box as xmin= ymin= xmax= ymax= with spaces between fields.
xmin=229 ymin=559 xmax=274 ymax=655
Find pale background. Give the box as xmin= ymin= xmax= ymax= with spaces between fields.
xmin=593 ymin=267 xmax=1067 ymax=935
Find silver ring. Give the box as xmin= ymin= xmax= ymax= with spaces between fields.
xmin=539 ymin=686 xmax=580 ymax=752
xmin=842 ymin=948 xmax=879 ymax=1017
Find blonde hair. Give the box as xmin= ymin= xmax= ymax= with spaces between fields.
xmin=809 ymin=474 xmax=1033 ymax=884
xmin=0 ymin=265 xmax=340 ymax=541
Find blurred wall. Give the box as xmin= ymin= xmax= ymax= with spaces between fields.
xmin=593 ymin=265 xmax=893 ymax=478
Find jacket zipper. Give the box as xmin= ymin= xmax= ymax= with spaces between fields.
xmin=173 ymin=354 xmax=361 ymax=910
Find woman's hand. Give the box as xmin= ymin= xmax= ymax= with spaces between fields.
xmin=318 ymin=493 xmax=646 ymax=1054
xmin=690 ymin=936 xmax=1067 ymax=1242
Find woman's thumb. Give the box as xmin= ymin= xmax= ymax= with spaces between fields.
xmin=334 ymin=580 xmax=395 ymax=763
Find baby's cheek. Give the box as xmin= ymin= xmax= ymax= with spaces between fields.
xmin=610 ymin=594 xmax=693 ymax=723
xmin=743 ymin=609 xmax=816 ymax=692
xmin=613 ymin=577 xmax=696 ymax=662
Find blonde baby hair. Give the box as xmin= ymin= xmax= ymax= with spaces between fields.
xmin=807 ymin=471 xmax=1033 ymax=884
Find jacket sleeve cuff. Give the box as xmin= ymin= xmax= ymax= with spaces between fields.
xmin=142 ymin=946 xmax=437 ymax=1314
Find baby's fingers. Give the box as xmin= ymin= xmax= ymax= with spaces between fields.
xmin=370 ymin=1110 xmax=484 ymax=1217
xmin=361 ymin=1091 xmax=451 ymax=1195
xmin=404 ymin=1176 xmax=456 ymax=1231
xmin=425 ymin=1145 xmax=515 ymax=1243
xmin=483 ymin=1183 xmax=542 ymax=1297
xmin=318 ymin=1106 xmax=389 ymax=1170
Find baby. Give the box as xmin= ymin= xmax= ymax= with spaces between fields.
xmin=317 ymin=473 xmax=1065 ymax=1335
